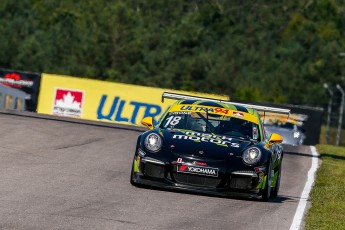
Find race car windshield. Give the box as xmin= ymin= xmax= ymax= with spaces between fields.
xmin=160 ymin=112 xmax=260 ymax=140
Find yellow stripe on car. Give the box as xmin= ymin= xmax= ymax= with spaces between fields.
xmin=169 ymin=104 xmax=259 ymax=124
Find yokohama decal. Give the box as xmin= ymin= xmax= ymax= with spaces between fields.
xmin=177 ymin=165 xmax=218 ymax=177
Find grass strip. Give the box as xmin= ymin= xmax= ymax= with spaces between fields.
xmin=305 ymin=144 xmax=345 ymax=230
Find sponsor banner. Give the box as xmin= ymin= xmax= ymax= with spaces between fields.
xmin=177 ymin=165 xmax=219 ymax=177
xmin=0 ymin=68 xmax=41 ymax=111
xmin=37 ymin=73 xmax=228 ymax=126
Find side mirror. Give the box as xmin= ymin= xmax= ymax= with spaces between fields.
xmin=268 ymin=133 xmax=283 ymax=145
xmin=141 ymin=117 xmax=155 ymax=130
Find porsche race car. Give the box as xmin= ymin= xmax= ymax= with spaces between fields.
xmin=262 ymin=116 xmax=306 ymax=146
xmin=130 ymin=92 xmax=290 ymax=201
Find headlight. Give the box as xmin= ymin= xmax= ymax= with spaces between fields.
xmin=293 ymin=131 xmax=300 ymax=139
xmin=242 ymin=147 xmax=262 ymax=165
xmin=144 ymin=133 xmax=162 ymax=152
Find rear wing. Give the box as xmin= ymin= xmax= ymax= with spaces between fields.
xmin=162 ymin=92 xmax=290 ymax=115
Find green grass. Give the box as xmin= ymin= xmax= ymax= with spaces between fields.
xmin=305 ymin=144 xmax=345 ymax=230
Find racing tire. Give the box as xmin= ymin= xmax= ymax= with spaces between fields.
xmin=130 ymin=161 xmax=137 ymax=186
xmin=270 ymin=162 xmax=281 ymax=199
xmin=261 ymin=159 xmax=272 ymax=202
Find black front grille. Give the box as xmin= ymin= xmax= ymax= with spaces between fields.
xmin=173 ymin=173 xmax=221 ymax=188
xmin=229 ymin=176 xmax=254 ymax=190
xmin=142 ymin=163 xmax=165 ymax=178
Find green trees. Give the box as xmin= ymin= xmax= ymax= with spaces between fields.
xmin=0 ymin=0 xmax=344 ymax=107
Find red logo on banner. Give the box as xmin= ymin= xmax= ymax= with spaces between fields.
xmin=5 ymin=73 xmax=20 ymax=81
xmin=53 ymin=89 xmax=84 ymax=118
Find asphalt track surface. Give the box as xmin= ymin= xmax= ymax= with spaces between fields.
xmin=0 ymin=113 xmax=315 ymax=230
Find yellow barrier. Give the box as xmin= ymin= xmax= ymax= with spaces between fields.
xmin=37 ymin=73 xmax=228 ymax=126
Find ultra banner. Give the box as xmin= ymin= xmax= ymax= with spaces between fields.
xmin=0 ymin=68 xmax=41 ymax=111
xmin=37 ymin=73 xmax=228 ymax=126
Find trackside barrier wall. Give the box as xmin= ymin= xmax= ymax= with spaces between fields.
xmin=37 ymin=73 xmax=228 ymax=126
xmin=0 ymin=84 xmax=26 ymax=111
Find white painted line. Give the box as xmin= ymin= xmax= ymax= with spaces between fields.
xmin=289 ymin=146 xmax=319 ymax=230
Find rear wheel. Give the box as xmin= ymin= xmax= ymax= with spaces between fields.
xmin=261 ymin=159 xmax=272 ymax=202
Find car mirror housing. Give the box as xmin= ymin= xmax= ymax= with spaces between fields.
xmin=268 ymin=133 xmax=283 ymax=145
xmin=141 ymin=117 xmax=155 ymax=130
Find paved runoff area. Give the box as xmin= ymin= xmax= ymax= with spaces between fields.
xmin=0 ymin=113 xmax=316 ymax=230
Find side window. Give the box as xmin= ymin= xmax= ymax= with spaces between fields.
xmin=253 ymin=125 xmax=259 ymax=140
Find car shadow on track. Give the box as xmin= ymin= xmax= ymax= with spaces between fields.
xmin=132 ymin=183 xmax=294 ymax=203
xmin=270 ymin=195 xmax=296 ymax=204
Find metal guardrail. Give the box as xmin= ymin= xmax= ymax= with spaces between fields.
xmin=0 ymin=84 xmax=26 ymax=111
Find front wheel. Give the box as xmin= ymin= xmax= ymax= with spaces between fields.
xmin=130 ymin=159 xmax=138 ymax=186
xmin=271 ymin=162 xmax=282 ymax=198
xmin=261 ymin=159 xmax=272 ymax=202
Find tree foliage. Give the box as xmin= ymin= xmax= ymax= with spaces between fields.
xmin=0 ymin=0 xmax=344 ymax=107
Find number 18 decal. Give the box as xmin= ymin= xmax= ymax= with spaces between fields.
xmin=165 ymin=116 xmax=182 ymax=127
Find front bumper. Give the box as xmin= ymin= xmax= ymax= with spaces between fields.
xmin=132 ymin=156 xmax=264 ymax=199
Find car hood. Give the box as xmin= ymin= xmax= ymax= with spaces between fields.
xmin=161 ymin=129 xmax=252 ymax=160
